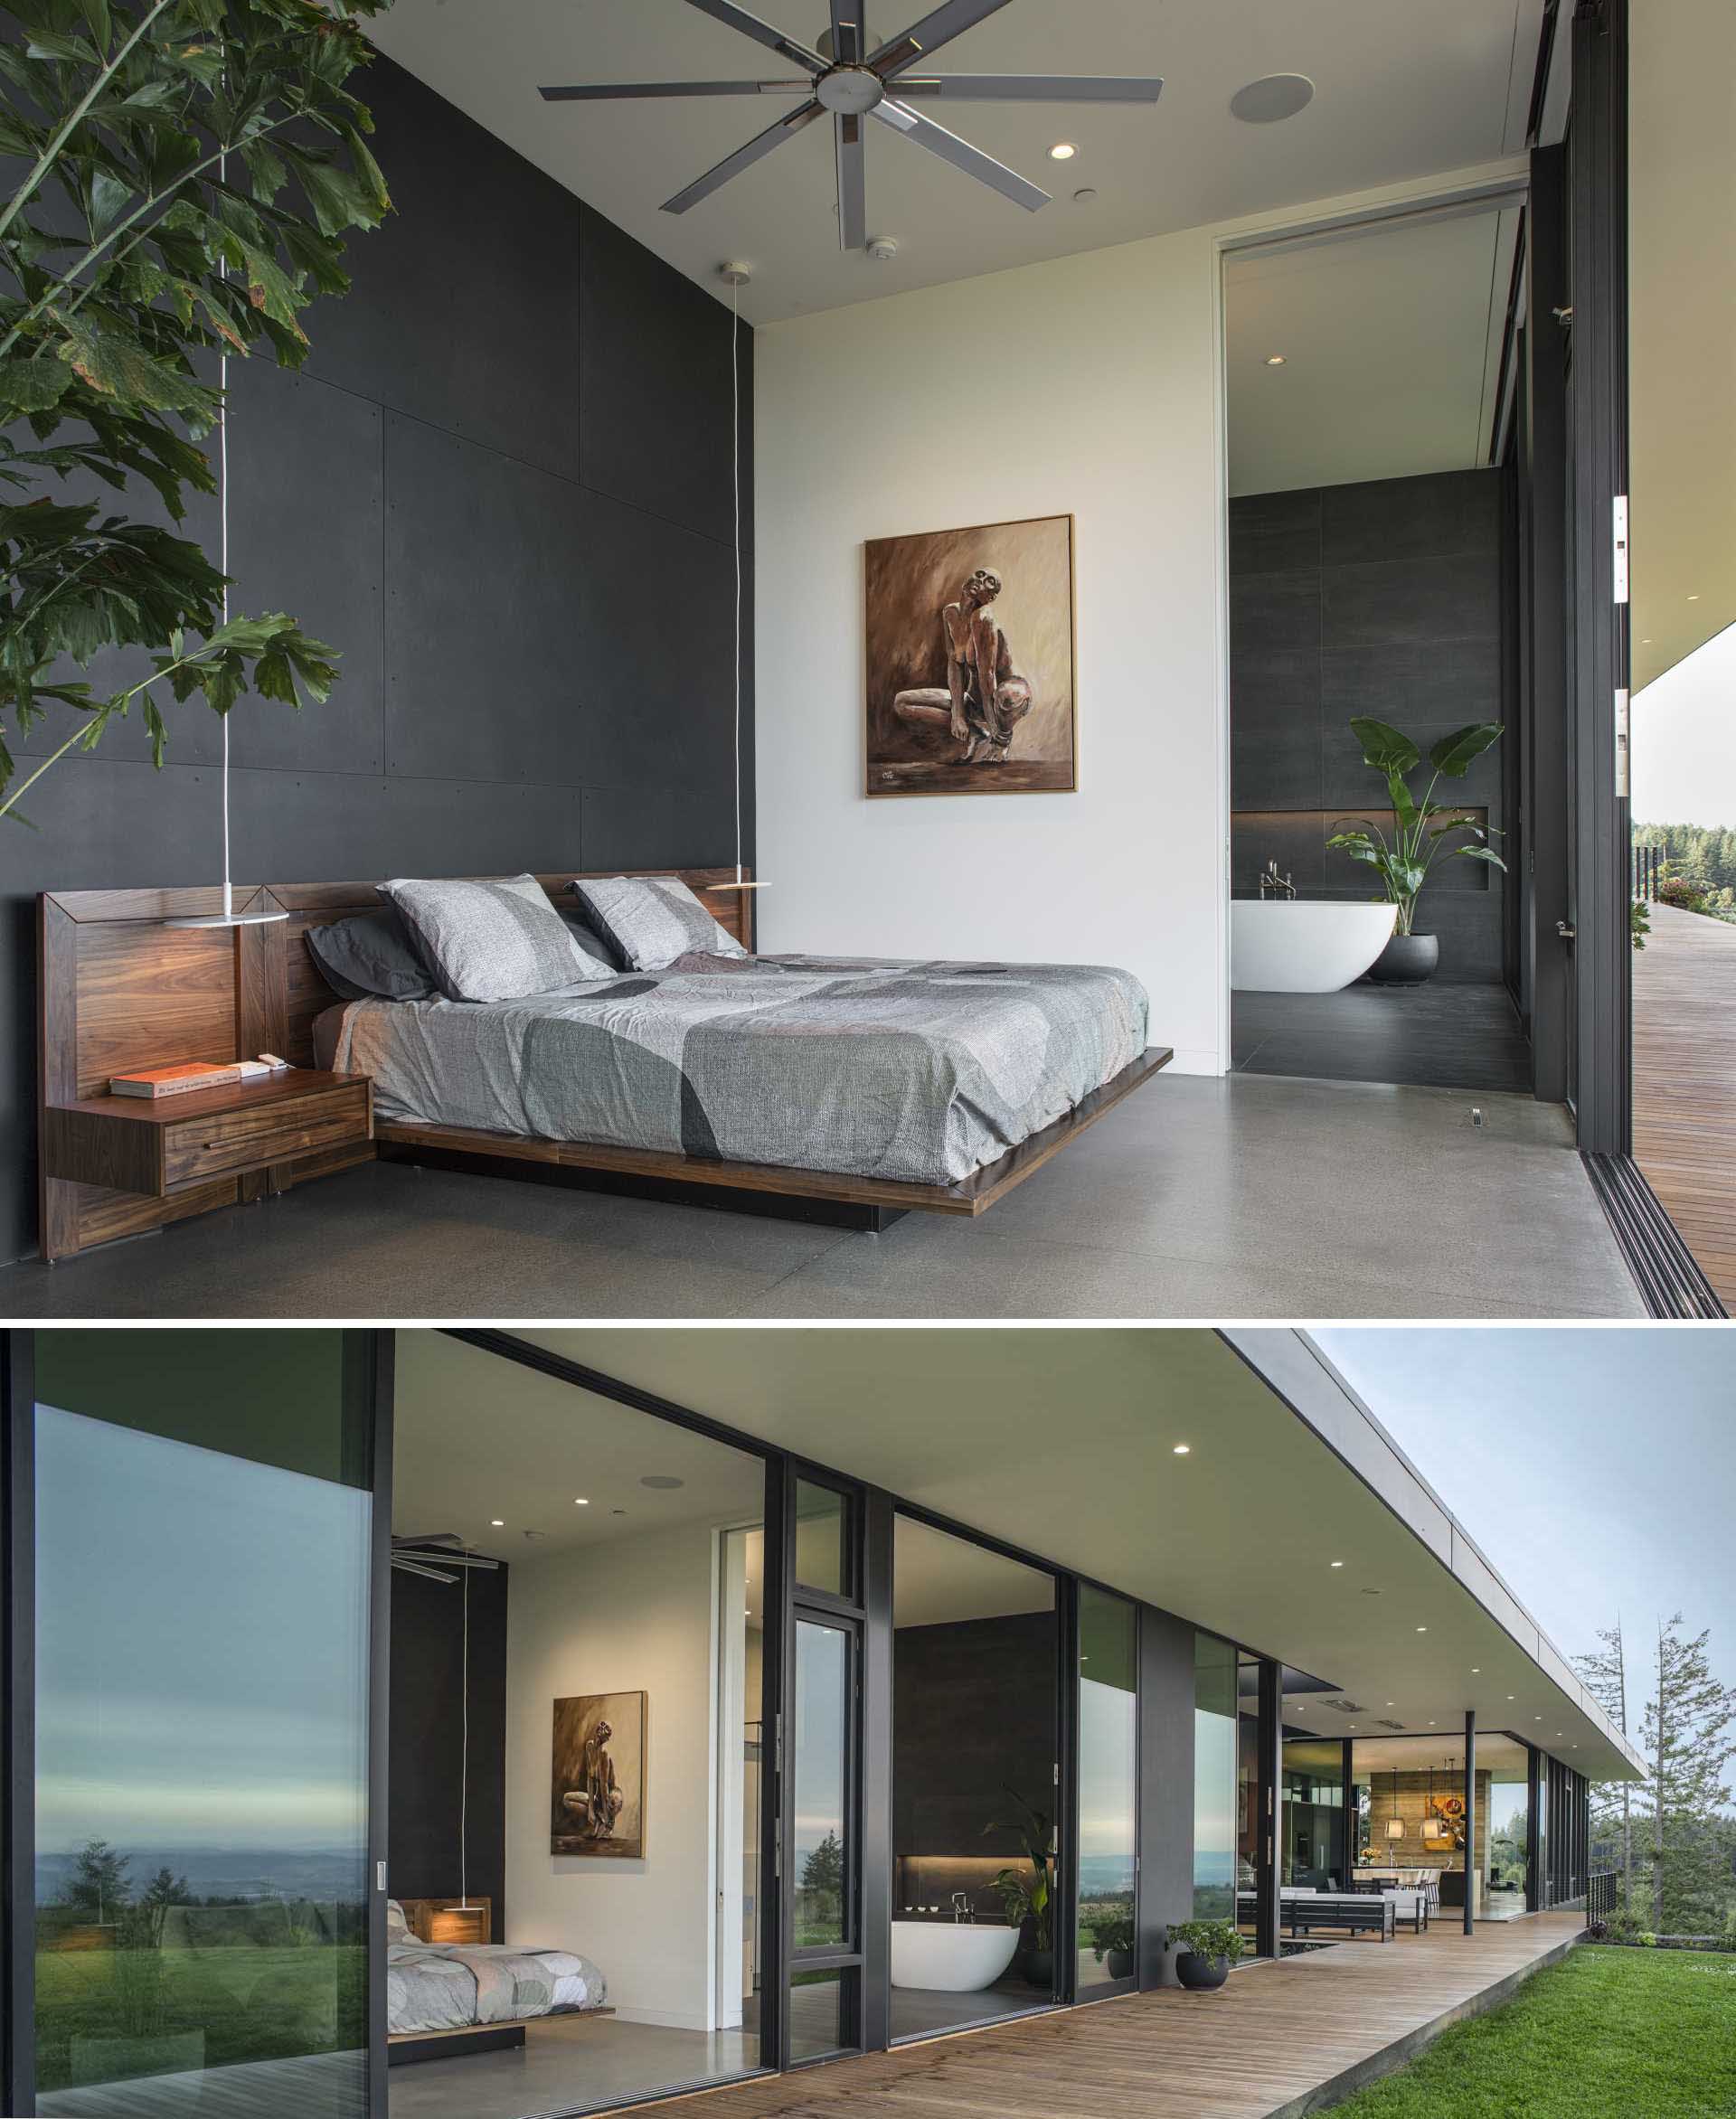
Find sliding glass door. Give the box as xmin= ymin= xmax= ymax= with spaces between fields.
xmin=1074 ymin=1588 xmax=1136 ymax=2001
xmin=24 ymin=1331 xmax=385 ymax=2118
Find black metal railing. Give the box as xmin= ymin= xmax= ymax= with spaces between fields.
xmin=1632 ymin=844 xmax=1665 ymax=901
xmin=1587 ymin=1871 xmax=1618 ymax=1928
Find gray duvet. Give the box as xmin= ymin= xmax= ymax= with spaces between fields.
xmin=388 ymin=1940 xmax=606 ymax=2033
xmin=331 ymin=952 xmax=1149 ymax=1187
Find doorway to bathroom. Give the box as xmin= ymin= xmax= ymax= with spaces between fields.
xmin=1222 ymin=196 xmax=1536 ymax=1097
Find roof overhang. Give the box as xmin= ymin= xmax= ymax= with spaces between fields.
xmin=503 ymin=1328 xmax=1643 ymax=1783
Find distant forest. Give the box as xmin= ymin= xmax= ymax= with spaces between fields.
xmin=1633 ymin=823 xmax=1736 ymax=917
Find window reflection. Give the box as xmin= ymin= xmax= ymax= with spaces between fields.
xmin=1076 ymin=1589 xmax=1137 ymax=1996
xmin=1192 ymin=1635 xmax=1237 ymax=1919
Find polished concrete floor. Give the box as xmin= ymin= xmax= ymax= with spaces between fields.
xmin=1232 ymin=980 xmax=1532 ymax=1093
xmin=389 ymin=2015 xmax=760 ymax=2119
xmin=0 ymin=1073 xmax=1644 ymax=1320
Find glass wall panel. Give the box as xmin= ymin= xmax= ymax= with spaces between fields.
xmin=1281 ymin=1738 xmax=1347 ymax=1889
xmin=892 ymin=1515 xmax=1056 ymax=2042
xmin=1235 ymin=1657 xmax=1263 ymax=1947
xmin=787 ymin=1971 xmax=850 ymax=2063
xmin=1484 ymin=1742 xmax=1531 ymax=1919
xmin=33 ymin=1332 xmax=371 ymax=2119
xmin=1075 ymin=1589 xmax=1137 ymax=1999
xmin=1192 ymin=1635 xmax=1237 ymax=1920
xmin=791 ymin=1619 xmax=850 ymax=1953
xmin=793 ymin=1482 xmax=845 ymax=1596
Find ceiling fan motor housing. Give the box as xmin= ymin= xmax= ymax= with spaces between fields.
xmin=817 ymin=65 xmax=885 ymax=116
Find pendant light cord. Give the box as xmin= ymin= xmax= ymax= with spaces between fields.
xmin=458 ymin=1549 xmax=470 ymax=1910
xmin=731 ymin=271 xmax=742 ymax=887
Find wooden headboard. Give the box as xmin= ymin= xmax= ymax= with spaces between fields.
xmin=38 ymin=865 xmax=752 ymax=1259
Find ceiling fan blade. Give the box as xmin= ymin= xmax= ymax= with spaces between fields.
xmin=540 ymin=80 xmax=812 ymax=101
xmin=870 ymin=0 xmax=1013 ymax=77
xmin=662 ymin=98 xmax=824 ymax=214
xmin=392 ymin=1557 xmax=459 ymax=1584
xmin=873 ymin=99 xmax=1050 ymax=212
xmin=835 ymin=111 xmax=868 ymax=250
xmin=893 ymin=75 xmax=1165 ymax=103
xmin=681 ymin=0 xmax=825 ymax=73
xmin=830 ymin=0 xmax=864 ymax=67
xmin=392 ymin=1530 xmax=462 ymax=1548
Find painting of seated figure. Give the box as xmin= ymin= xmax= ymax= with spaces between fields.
xmin=552 ymin=1690 xmax=646 ymax=1858
xmin=864 ymin=513 xmax=1078 ymax=796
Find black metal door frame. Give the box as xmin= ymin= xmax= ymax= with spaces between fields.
xmin=1565 ymin=0 xmax=1632 ymax=1152
xmin=3 ymin=1332 xmax=34 ymax=2119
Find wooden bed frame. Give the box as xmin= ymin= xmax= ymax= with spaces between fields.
xmin=37 ymin=866 xmax=1172 ymax=1259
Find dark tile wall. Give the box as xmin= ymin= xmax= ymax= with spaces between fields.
xmin=1230 ymin=471 xmax=1505 ymax=982
xmin=0 ymin=55 xmax=753 ymax=1261
xmin=390 ymin=1560 xmax=509 ymax=1926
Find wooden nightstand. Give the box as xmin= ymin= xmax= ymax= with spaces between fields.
xmin=43 ymin=1069 xmax=373 ymax=1200
xmin=403 ymin=1898 xmax=491 ymax=1945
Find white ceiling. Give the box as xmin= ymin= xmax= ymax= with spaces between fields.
xmin=392 ymin=1332 xmax=766 ymax=1565
xmin=1225 ymin=204 xmax=1519 ymax=495
xmin=1627 ymin=0 xmax=1736 ymax=695
xmin=503 ymin=1327 xmax=1640 ymax=1781
xmin=368 ymin=0 xmax=1544 ymax=325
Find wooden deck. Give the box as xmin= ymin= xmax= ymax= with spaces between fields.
xmin=1634 ymin=903 xmax=1736 ymax=1304
xmin=649 ymin=1914 xmax=1585 ymax=2119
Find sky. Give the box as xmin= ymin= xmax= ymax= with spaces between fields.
xmin=1631 ymin=619 xmax=1736 ymax=827
xmin=1314 ymin=1328 xmax=1736 ymax=1761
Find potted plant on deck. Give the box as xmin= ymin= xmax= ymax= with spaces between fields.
xmin=1166 ymin=1918 xmax=1244 ymax=1992
xmin=1327 ymin=719 xmax=1506 ymax=983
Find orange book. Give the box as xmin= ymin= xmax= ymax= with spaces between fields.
xmin=109 ymin=1061 xmax=243 ymax=1100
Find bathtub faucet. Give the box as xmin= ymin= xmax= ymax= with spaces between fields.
xmin=1260 ymin=860 xmax=1297 ymax=900
xmin=951 ymin=1891 xmax=974 ymax=1925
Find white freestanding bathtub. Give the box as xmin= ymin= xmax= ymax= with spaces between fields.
xmin=891 ymin=1921 xmax=1021 ymax=1992
xmin=1232 ymin=900 xmax=1398 ymax=993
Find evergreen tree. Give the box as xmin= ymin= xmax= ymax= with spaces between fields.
xmin=62 ymin=1839 xmax=132 ymax=1923
xmin=1639 ymin=1615 xmax=1736 ymax=1933
xmin=1576 ymin=1622 xmax=1637 ymax=1906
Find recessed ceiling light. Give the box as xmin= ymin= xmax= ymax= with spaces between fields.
xmin=1049 ymin=141 xmax=1077 ymax=161
xmin=1508 ymin=1696 xmax=1515 ymax=1701
xmin=1688 ymin=593 xmax=1700 ymax=600
xmin=1471 ymin=1668 xmax=1480 ymax=1674
xmin=490 ymin=1519 xmax=505 ymax=1527
xmin=574 ymin=1497 xmax=590 ymax=1506
xmin=1535 ymin=1716 xmax=1543 ymax=1721
xmin=1416 ymin=1625 xmax=1428 ymax=1633
xmin=1330 ymin=1559 xmax=1344 ymax=1568
xmin=1265 ymin=353 xmax=1287 ymax=366
xmin=1641 ymin=637 xmax=1653 ymax=644
xmin=1230 ymin=73 xmax=1315 ymax=124
xmin=1173 ymin=1443 xmax=1191 ymax=1455
xmin=1386 ymin=1700 xmax=1395 ymax=1707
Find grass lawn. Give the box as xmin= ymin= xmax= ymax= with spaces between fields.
xmin=1328 ymin=1945 xmax=1736 ymax=2116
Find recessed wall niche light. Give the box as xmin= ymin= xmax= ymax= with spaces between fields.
xmin=1049 ymin=141 xmax=1078 ymax=160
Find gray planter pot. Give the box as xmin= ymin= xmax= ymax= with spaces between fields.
xmin=1021 ymin=1946 xmax=1054 ymax=1989
xmin=1367 ymin=931 xmax=1440 ymax=984
xmin=1175 ymin=1951 xmax=1230 ymax=1991
xmin=1106 ymin=1947 xmax=1135 ymax=1981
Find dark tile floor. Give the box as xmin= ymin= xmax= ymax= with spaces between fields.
xmin=1232 ymin=980 xmax=1532 ymax=1094
xmin=0 ymin=1072 xmax=1644 ymax=1320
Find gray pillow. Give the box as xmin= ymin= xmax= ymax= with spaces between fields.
xmin=561 ymin=911 xmax=622 ymax=971
xmin=572 ymin=875 xmax=749 ymax=971
xmin=381 ymin=874 xmax=614 ymax=1002
xmin=306 ymin=908 xmax=439 ymax=1003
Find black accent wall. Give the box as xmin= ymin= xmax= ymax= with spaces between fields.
xmin=0 ymin=53 xmax=753 ymax=1261
xmin=1230 ymin=470 xmax=1505 ymax=981
xmin=893 ymin=1614 xmax=1057 ymax=1863
xmin=389 ymin=1559 xmax=509 ymax=1926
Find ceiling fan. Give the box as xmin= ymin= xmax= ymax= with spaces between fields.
xmin=539 ymin=0 xmax=1163 ymax=250
xmin=391 ymin=1531 xmax=502 ymax=1584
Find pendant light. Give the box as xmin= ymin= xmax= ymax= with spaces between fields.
xmin=701 ymin=262 xmax=769 ymax=912
xmin=456 ymin=1542 xmax=474 ymax=1914
xmin=1386 ymin=1762 xmax=1405 ymax=1841
xmin=166 ymin=127 xmax=286 ymax=932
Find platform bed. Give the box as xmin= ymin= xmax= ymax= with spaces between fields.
xmin=387 ymin=2009 xmax=615 ymax=2067
xmin=37 ymin=865 xmax=1170 ymax=1257
xmin=375 ymin=1042 xmax=1174 ymax=1233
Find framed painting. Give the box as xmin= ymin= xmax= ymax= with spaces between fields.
xmin=551 ymin=1690 xmax=646 ymax=1858
xmin=864 ymin=513 xmax=1078 ymax=797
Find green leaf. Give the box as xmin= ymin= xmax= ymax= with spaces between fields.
xmin=1387 ymin=768 xmax=1418 ymax=836
xmin=0 ymin=358 xmax=74 ymax=414
xmin=86 ymin=167 xmax=132 ymax=240
xmin=1428 ymin=722 xmax=1504 ymax=777
xmin=1352 ymin=717 xmax=1420 ymax=777
xmin=1454 ymin=844 xmax=1508 ymax=871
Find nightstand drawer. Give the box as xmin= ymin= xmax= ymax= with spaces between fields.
xmin=163 ymin=1081 xmax=371 ymax=1187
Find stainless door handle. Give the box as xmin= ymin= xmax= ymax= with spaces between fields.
xmin=1556 ymin=920 xmax=1576 ymax=942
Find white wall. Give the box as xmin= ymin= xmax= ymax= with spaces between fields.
xmin=505 ymin=1523 xmax=720 ymax=2030
xmin=754 ymin=164 xmax=1526 ymax=1078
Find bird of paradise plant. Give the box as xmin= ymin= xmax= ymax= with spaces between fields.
xmin=1327 ymin=718 xmax=1507 ymax=935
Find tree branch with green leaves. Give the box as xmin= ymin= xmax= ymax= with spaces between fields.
xmin=0 ymin=0 xmax=392 ymax=823
xmin=1326 ymin=717 xmax=1506 ymax=936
